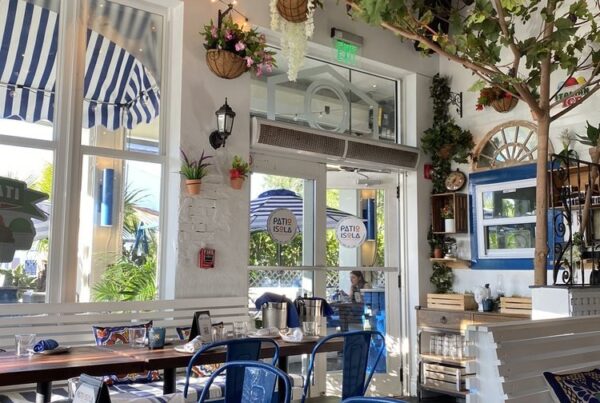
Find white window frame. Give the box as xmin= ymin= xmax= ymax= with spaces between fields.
xmin=0 ymin=0 xmax=183 ymax=303
xmin=475 ymin=178 xmax=537 ymax=259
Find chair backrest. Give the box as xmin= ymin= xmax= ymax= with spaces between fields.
xmin=302 ymin=330 xmax=385 ymax=403
xmin=184 ymin=337 xmax=280 ymax=400
xmin=198 ymin=360 xmax=292 ymax=403
xmin=342 ymin=398 xmax=407 ymax=403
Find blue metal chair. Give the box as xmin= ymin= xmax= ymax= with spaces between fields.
xmin=183 ymin=338 xmax=280 ymax=400
xmin=198 ymin=361 xmax=292 ymax=403
xmin=342 ymin=398 xmax=408 ymax=403
xmin=302 ymin=330 xmax=386 ymax=403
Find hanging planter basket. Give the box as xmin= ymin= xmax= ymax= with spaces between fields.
xmin=205 ymin=49 xmax=248 ymax=80
xmin=276 ymin=0 xmax=309 ymax=23
xmin=492 ymin=97 xmax=518 ymax=113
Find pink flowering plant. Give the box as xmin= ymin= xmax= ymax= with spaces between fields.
xmin=202 ymin=18 xmax=276 ymax=77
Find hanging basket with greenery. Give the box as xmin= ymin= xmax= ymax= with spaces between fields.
xmin=476 ymin=86 xmax=519 ymax=113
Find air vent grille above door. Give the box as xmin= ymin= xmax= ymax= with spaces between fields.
xmin=251 ymin=117 xmax=420 ymax=170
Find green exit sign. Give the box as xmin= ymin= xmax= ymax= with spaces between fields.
xmin=335 ymin=39 xmax=359 ymax=65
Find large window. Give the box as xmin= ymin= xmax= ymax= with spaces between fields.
xmin=0 ymin=0 xmax=175 ymax=303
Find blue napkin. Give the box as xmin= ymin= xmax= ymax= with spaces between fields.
xmin=33 ymin=339 xmax=59 ymax=353
xmin=294 ymin=297 xmax=335 ymax=317
xmin=255 ymin=292 xmax=300 ymax=328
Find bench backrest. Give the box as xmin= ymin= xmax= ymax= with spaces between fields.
xmin=0 ymin=297 xmax=248 ymax=350
xmin=466 ymin=315 xmax=600 ymax=403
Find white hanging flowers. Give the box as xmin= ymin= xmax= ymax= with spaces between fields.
xmin=270 ymin=0 xmax=322 ymax=81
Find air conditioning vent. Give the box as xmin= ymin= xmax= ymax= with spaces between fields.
xmin=346 ymin=140 xmax=419 ymax=168
xmin=256 ymin=122 xmax=345 ymax=157
xmin=252 ymin=117 xmax=420 ymax=170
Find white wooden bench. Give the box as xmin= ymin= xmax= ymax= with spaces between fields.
xmin=465 ymin=315 xmax=600 ymax=403
xmin=0 ymin=297 xmax=248 ymax=397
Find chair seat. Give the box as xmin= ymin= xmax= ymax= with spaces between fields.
xmin=109 ymin=376 xmax=225 ymax=402
xmin=293 ymin=397 xmax=341 ymax=403
xmin=0 ymin=387 xmax=70 ymax=402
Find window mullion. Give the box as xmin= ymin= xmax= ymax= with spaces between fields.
xmin=47 ymin=0 xmax=88 ymax=303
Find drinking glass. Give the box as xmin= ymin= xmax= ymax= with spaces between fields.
xmin=128 ymin=328 xmax=146 ymax=348
xmin=15 ymin=333 xmax=36 ymax=357
xmin=302 ymin=321 xmax=317 ymax=337
xmin=233 ymin=321 xmax=248 ymax=338
xmin=212 ymin=326 xmax=224 ymax=342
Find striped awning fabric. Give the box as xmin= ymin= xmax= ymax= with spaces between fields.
xmin=0 ymin=0 xmax=160 ymax=130
xmin=250 ymin=188 xmax=357 ymax=232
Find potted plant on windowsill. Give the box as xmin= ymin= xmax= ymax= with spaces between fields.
xmin=180 ymin=149 xmax=211 ymax=195
xmin=476 ymin=85 xmax=519 ymax=113
xmin=229 ymin=155 xmax=250 ymax=190
xmin=441 ymin=204 xmax=455 ymax=233
xmin=202 ymin=18 xmax=276 ymax=79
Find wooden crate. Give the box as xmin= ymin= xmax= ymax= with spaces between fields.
xmin=500 ymin=297 xmax=532 ymax=316
xmin=427 ymin=293 xmax=477 ymax=311
xmin=431 ymin=193 xmax=468 ymax=234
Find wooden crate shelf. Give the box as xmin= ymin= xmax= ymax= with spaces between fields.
xmin=431 ymin=193 xmax=468 ymax=234
xmin=427 ymin=293 xmax=477 ymax=311
xmin=500 ymin=297 xmax=532 ymax=316
xmin=430 ymin=258 xmax=471 ymax=269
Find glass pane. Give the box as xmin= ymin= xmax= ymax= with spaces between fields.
xmin=482 ymin=187 xmax=536 ymax=219
xmin=0 ymin=145 xmax=53 ymax=303
xmin=76 ymin=156 xmax=161 ymax=302
xmin=81 ymin=0 xmax=163 ymax=154
xmin=485 ymin=223 xmax=535 ymax=250
xmin=350 ymin=71 xmax=396 ymax=142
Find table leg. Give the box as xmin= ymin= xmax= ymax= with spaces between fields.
xmin=278 ymin=356 xmax=289 ymax=403
xmin=36 ymin=381 xmax=51 ymax=403
xmin=163 ymin=368 xmax=177 ymax=395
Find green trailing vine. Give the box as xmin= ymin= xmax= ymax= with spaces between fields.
xmin=421 ymin=74 xmax=474 ymax=193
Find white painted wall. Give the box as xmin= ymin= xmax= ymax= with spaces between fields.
xmin=438 ymin=58 xmax=600 ymax=296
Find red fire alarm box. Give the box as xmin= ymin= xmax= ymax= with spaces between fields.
xmin=199 ymin=248 xmax=215 ymax=269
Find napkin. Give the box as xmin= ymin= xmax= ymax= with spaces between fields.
xmin=33 ymin=339 xmax=59 ymax=353
xmin=280 ymin=328 xmax=303 ymax=342
xmin=179 ymin=336 xmax=202 ymax=353
xmin=255 ymin=327 xmax=279 ymax=337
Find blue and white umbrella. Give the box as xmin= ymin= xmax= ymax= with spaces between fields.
xmin=250 ymin=189 xmax=356 ymax=233
xmin=0 ymin=0 xmax=159 ymax=131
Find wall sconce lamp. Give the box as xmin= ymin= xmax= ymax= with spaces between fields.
xmin=209 ymin=98 xmax=236 ymax=149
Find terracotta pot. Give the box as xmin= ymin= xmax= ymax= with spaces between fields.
xmin=185 ymin=179 xmax=202 ymax=195
xmin=276 ymin=0 xmax=309 ymax=23
xmin=205 ymin=49 xmax=249 ymax=80
xmin=433 ymin=248 xmax=444 ymax=259
xmin=230 ymin=177 xmax=244 ymax=190
xmin=492 ymin=96 xmax=518 ymax=113
xmin=437 ymin=144 xmax=453 ymax=159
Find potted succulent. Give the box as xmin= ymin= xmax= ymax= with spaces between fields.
xmin=270 ymin=0 xmax=323 ymax=81
xmin=476 ymin=85 xmax=519 ymax=113
xmin=180 ymin=149 xmax=211 ymax=195
xmin=202 ymin=18 xmax=276 ymax=79
xmin=441 ymin=204 xmax=455 ymax=233
xmin=229 ymin=155 xmax=250 ymax=190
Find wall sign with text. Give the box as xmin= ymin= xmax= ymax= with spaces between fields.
xmin=335 ymin=217 xmax=367 ymax=248
xmin=267 ymin=208 xmax=298 ymax=244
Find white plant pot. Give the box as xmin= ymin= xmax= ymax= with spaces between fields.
xmin=444 ymin=218 xmax=455 ymax=233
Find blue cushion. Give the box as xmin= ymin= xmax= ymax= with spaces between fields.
xmin=110 ymin=376 xmax=226 ymax=401
xmin=544 ymin=369 xmax=600 ymax=403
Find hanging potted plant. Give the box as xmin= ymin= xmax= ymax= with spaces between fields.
xmin=229 ymin=155 xmax=250 ymax=190
xmin=270 ymin=0 xmax=323 ymax=81
xmin=441 ymin=204 xmax=455 ymax=233
xmin=180 ymin=149 xmax=211 ymax=195
xmin=476 ymin=85 xmax=519 ymax=113
xmin=202 ymin=18 xmax=277 ymax=79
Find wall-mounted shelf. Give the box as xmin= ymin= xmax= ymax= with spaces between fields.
xmin=430 ymin=258 xmax=471 ymax=269
xmin=431 ymin=192 xmax=468 ymax=234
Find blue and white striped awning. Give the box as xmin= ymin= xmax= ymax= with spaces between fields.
xmin=0 ymin=0 xmax=160 ymax=130
xmin=250 ymin=189 xmax=357 ymax=233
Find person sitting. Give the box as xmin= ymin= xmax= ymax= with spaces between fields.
xmin=349 ymin=270 xmax=370 ymax=302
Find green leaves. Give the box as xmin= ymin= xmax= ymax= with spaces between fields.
xmin=576 ymin=121 xmax=600 ymax=147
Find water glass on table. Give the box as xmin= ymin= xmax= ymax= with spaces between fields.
xmin=15 ymin=333 xmax=36 ymax=357
xmin=302 ymin=321 xmax=317 ymax=337
xmin=233 ymin=321 xmax=248 ymax=338
xmin=128 ymin=328 xmax=146 ymax=348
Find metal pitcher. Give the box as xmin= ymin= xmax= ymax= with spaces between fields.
xmin=261 ymin=302 xmax=288 ymax=329
xmin=296 ymin=298 xmax=323 ymax=324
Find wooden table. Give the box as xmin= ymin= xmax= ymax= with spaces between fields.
xmin=0 ymin=346 xmax=147 ymax=403
xmin=0 ymin=339 xmax=344 ymax=402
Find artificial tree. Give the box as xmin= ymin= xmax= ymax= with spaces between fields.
xmin=349 ymin=0 xmax=600 ymax=285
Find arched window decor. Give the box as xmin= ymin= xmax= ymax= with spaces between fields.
xmin=472 ymin=121 xmax=554 ymax=170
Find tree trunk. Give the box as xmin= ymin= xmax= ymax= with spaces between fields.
xmin=580 ymin=147 xmax=600 ymax=239
xmin=534 ymin=114 xmax=550 ymax=285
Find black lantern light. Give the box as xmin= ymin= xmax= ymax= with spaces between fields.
xmin=209 ymin=98 xmax=236 ymax=149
